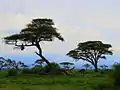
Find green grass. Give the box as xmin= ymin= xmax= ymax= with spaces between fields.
xmin=0 ymin=70 xmax=117 ymax=90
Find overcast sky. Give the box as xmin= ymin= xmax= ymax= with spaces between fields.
xmin=0 ymin=0 xmax=120 ymax=65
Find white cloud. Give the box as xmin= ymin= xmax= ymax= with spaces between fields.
xmin=0 ymin=12 xmax=32 ymax=31
xmin=0 ymin=0 xmax=120 ymax=56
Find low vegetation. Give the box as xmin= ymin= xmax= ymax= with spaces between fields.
xmin=0 ymin=67 xmax=117 ymax=90
xmin=0 ymin=58 xmax=119 ymax=90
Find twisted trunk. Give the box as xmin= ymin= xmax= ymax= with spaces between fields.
xmin=35 ymin=42 xmax=51 ymax=71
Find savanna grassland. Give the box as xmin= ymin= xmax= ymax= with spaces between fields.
xmin=0 ymin=69 xmax=116 ymax=90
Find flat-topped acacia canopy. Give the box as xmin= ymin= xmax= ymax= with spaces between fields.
xmin=67 ymin=41 xmax=113 ymax=72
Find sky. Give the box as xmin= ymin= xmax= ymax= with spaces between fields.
xmin=0 ymin=0 xmax=120 ymax=68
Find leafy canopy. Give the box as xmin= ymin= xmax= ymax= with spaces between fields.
xmin=67 ymin=41 xmax=113 ymax=64
xmin=60 ymin=62 xmax=74 ymax=65
xmin=4 ymin=18 xmax=64 ymax=47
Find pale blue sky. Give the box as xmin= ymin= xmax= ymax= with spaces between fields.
xmin=0 ymin=0 xmax=120 ymax=67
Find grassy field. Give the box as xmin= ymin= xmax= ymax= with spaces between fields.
xmin=0 ymin=70 xmax=117 ymax=90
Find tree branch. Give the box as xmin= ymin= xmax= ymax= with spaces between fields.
xmin=78 ymin=56 xmax=93 ymax=64
xmin=35 ymin=51 xmax=40 ymax=56
xmin=79 ymin=52 xmax=95 ymax=64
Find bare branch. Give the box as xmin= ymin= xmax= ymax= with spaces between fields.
xmin=35 ymin=51 xmax=40 ymax=56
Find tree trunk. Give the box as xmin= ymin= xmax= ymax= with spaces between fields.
xmin=35 ymin=42 xmax=51 ymax=71
xmin=94 ymin=63 xmax=98 ymax=72
xmin=39 ymin=54 xmax=51 ymax=68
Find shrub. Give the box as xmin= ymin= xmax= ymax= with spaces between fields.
xmin=51 ymin=62 xmax=60 ymax=68
xmin=21 ymin=68 xmax=31 ymax=74
xmin=112 ymin=63 xmax=120 ymax=86
xmin=31 ymin=66 xmax=43 ymax=74
xmin=8 ymin=68 xmax=17 ymax=76
xmin=43 ymin=62 xmax=60 ymax=74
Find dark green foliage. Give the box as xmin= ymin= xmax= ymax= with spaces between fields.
xmin=43 ymin=62 xmax=60 ymax=74
xmin=112 ymin=63 xmax=120 ymax=86
xmin=67 ymin=41 xmax=113 ymax=72
xmin=60 ymin=62 xmax=74 ymax=69
xmin=112 ymin=62 xmax=120 ymax=69
xmin=44 ymin=62 xmax=60 ymax=69
xmin=21 ymin=68 xmax=31 ymax=74
xmin=8 ymin=68 xmax=17 ymax=76
xmin=50 ymin=62 xmax=60 ymax=69
xmin=34 ymin=59 xmax=44 ymax=67
xmin=31 ymin=66 xmax=43 ymax=74
xmin=4 ymin=18 xmax=64 ymax=43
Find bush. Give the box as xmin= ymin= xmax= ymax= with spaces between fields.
xmin=43 ymin=62 xmax=60 ymax=74
xmin=31 ymin=66 xmax=43 ymax=74
xmin=51 ymin=62 xmax=60 ymax=68
xmin=21 ymin=68 xmax=31 ymax=74
xmin=112 ymin=63 xmax=120 ymax=86
xmin=8 ymin=68 xmax=17 ymax=76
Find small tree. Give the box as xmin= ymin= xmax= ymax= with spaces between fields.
xmin=100 ymin=64 xmax=108 ymax=70
xmin=0 ymin=57 xmax=5 ymax=60
xmin=0 ymin=61 xmax=4 ymax=70
xmin=3 ymin=58 xmax=25 ymax=69
xmin=83 ymin=63 xmax=91 ymax=70
xmin=5 ymin=59 xmax=13 ymax=69
xmin=35 ymin=59 xmax=44 ymax=67
xmin=13 ymin=61 xmax=27 ymax=69
xmin=0 ymin=57 xmax=6 ymax=70
xmin=3 ymin=18 xmax=64 ymax=71
xmin=60 ymin=62 xmax=74 ymax=69
xmin=67 ymin=41 xmax=113 ymax=72
xmin=0 ymin=57 xmax=26 ymax=69
xmin=20 ymin=64 xmax=29 ymax=68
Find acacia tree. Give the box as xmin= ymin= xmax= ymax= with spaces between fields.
xmin=60 ymin=62 xmax=74 ymax=69
xmin=0 ymin=57 xmax=6 ymax=70
xmin=11 ymin=60 xmax=25 ymax=69
xmin=4 ymin=59 xmax=24 ymax=69
xmin=35 ymin=59 xmax=45 ymax=67
xmin=4 ymin=18 xmax=64 ymax=70
xmin=5 ymin=59 xmax=13 ymax=69
xmin=67 ymin=41 xmax=113 ymax=72
xmin=100 ymin=64 xmax=108 ymax=70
